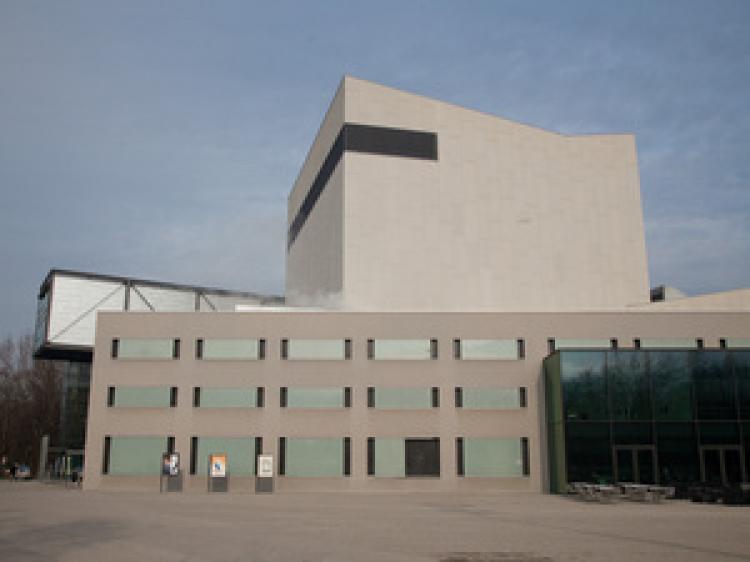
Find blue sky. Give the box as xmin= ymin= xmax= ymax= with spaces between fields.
xmin=1 ymin=0 xmax=749 ymax=337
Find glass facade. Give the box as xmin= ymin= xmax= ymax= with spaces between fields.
xmin=59 ymin=361 xmax=91 ymax=449
xmin=545 ymin=350 xmax=749 ymax=493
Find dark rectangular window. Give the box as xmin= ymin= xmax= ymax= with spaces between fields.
xmin=278 ymin=437 xmax=286 ymax=476
xmin=517 ymin=339 xmax=526 ymax=359
xmin=344 ymin=339 xmax=352 ymax=360
xmin=170 ymin=387 xmax=178 ymax=407
xmin=255 ymin=437 xmax=263 ymax=460
xmin=256 ymin=387 xmax=264 ymax=408
xmin=190 ymin=436 xmax=198 ymax=475
xmin=343 ymin=437 xmax=351 ymax=476
xmin=519 ymin=387 xmax=527 ymax=408
xmin=258 ymin=339 xmax=266 ymax=360
xmin=367 ymin=437 xmax=375 ymax=475
xmin=431 ymin=387 xmax=440 ymax=408
xmin=280 ymin=387 xmax=288 ymax=408
xmin=345 ymin=123 xmax=438 ymax=160
xmin=634 ymin=338 xmax=641 ymax=349
xmin=547 ymin=339 xmax=556 ymax=354
xmin=287 ymin=123 xmax=438 ymax=248
xmin=102 ymin=436 xmax=111 ymax=474
xmin=344 ymin=387 xmax=352 ymax=408
xmin=430 ymin=339 xmax=439 ymax=360
xmin=367 ymin=387 xmax=375 ymax=408
xmin=287 ymin=130 xmax=345 ymax=248
xmin=167 ymin=436 xmax=175 ymax=454
xmin=172 ymin=338 xmax=181 ymax=359
xmin=455 ymin=387 xmax=463 ymax=408
xmin=107 ymin=386 xmax=115 ymax=407
xmin=697 ymin=338 xmax=705 ymax=349
xmin=193 ymin=387 xmax=201 ymax=408
xmin=456 ymin=437 xmax=464 ymax=476
xmin=405 ymin=438 xmax=440 ymax=477
xmin=719 ymin=338 xmax=727 ymax=349
xmin=453 ymin=339 xmax=461 ymax=359
xmin=196 ymin=338 xmax=204 ymax=359
xmin=521 ymin=437 xmax=530 ymax=476
xmin=367 ymin=339 xmax=374 ymax=359
xmin=610 ymin=338 xmax=618 ymax=350
xmin=111 ymin=339 xmax=119 ymax=359
xmin=280 ymin=339 xmax=288 ymax=360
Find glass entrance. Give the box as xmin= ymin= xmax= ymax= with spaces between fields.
xmin=613 ymin=446 xmax=656 ymax=484
xmin=700 ymin=446 xmax=744 ymax=485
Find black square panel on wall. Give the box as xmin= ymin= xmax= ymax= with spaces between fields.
xmin=405 ymin=438 xmax=440 ymax=477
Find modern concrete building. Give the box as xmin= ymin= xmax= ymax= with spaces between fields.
xmin=33 ymin=269 xmax=282 ymax=474
xmin=35 ymin=77 xmax=749 ymax=493
xmin=286 ymin=77 xmax=649 ymax=312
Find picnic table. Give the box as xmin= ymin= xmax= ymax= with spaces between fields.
xmin=571 ymin=482 xmax=620 ymax=503
xmin=617 ymin=483 xmax=674 ymax=503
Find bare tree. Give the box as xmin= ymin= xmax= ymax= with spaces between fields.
xmin=0 ymin=335 xmax=62 ymax=474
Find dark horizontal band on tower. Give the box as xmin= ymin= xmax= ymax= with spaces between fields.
xmin=287 ymin=123 xmax=438 ymax=249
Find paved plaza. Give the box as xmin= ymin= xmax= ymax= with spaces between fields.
xmin=0 ymin=481 xmax=748 ymax=561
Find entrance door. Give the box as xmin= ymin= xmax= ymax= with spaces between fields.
xmin=405 ymin=438 xmax=440 ymax=477
xmin=613 ymin=446 xmax=656 ymax=484
xmin=700 ymin=446 xmax=744 ymax=486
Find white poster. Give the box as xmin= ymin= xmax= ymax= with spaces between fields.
xmin=257 ymin=455 xmax=273 ymax=478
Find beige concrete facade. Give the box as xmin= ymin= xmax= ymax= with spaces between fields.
xmin=287 ymin=76 xmax=650 ymax=311
xmin=84 ymin=309 xmax=749 ymax=492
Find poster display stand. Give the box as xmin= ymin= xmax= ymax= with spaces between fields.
xmin=208 ymin=453 xmax=228 ymax=492
xmin=255 ymin=454 xmax=274 ymax=493
xmin=160 ymin=452 xmax=182 ymax=492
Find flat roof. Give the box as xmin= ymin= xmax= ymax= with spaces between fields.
xmin=38 ymin=268 xmax=284 ymax=303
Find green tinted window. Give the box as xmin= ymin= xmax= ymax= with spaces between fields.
xmin=561 ymin=352 xmax=607 ymax=421
xmin=114 ymin=387 xmax=171 ymax=408
xmin=285 ymin=438 xmax=343 ymax=477
xmin=374 ymin=388 xmax=432 ymax=409
xmin=565 ymin=422 xmax=612 ymax=484
xmin=698 ymin=421 xmax=740 ymax=445
xmin=197 ymin=437 xmax=255 ymax=475
xmin=651 ymin=352 xmax=693 ymax=420
xmin=462 ymin=388 xmax=521 ymax=409
xmin=459 ymin=340 xmax=518 ymax=360
xmin=374 ymin=438 xmax=405 ymax=477
xmin=286 ymin=340 xmax=346 ymax=360
xmin=735 ymin=352 xmax=750 ymax=419
xmin=555 ymin=339 xmax=611 ymax=350
xmin=287 ymin=387 xmax=344 ymax=408
xmin=201 ymin=339 xmax=259 ymax=360
xmin=109 ymin=436 xmax=167 ymax=475
xmin=373 ymin=340 xmax=432 ymax=360
xmin=639 ymin=338 xmax=698 ymax=349
xmin=200 ymin=388 xmax=257 ymax=408
xmin=608 ymin=351 xmax=651 ymax=420
xmin=693 ymin=352 xmax=734 ymax=420
xmin=612 ymin=422 xmax=653 ymax=445
xmin=117 ymin=339 xmax=174 ymax=359
xmin=464 ymin=438 xmax=523 ymax=477
xmin=656 ymin=423 xmax=699 ymax=484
